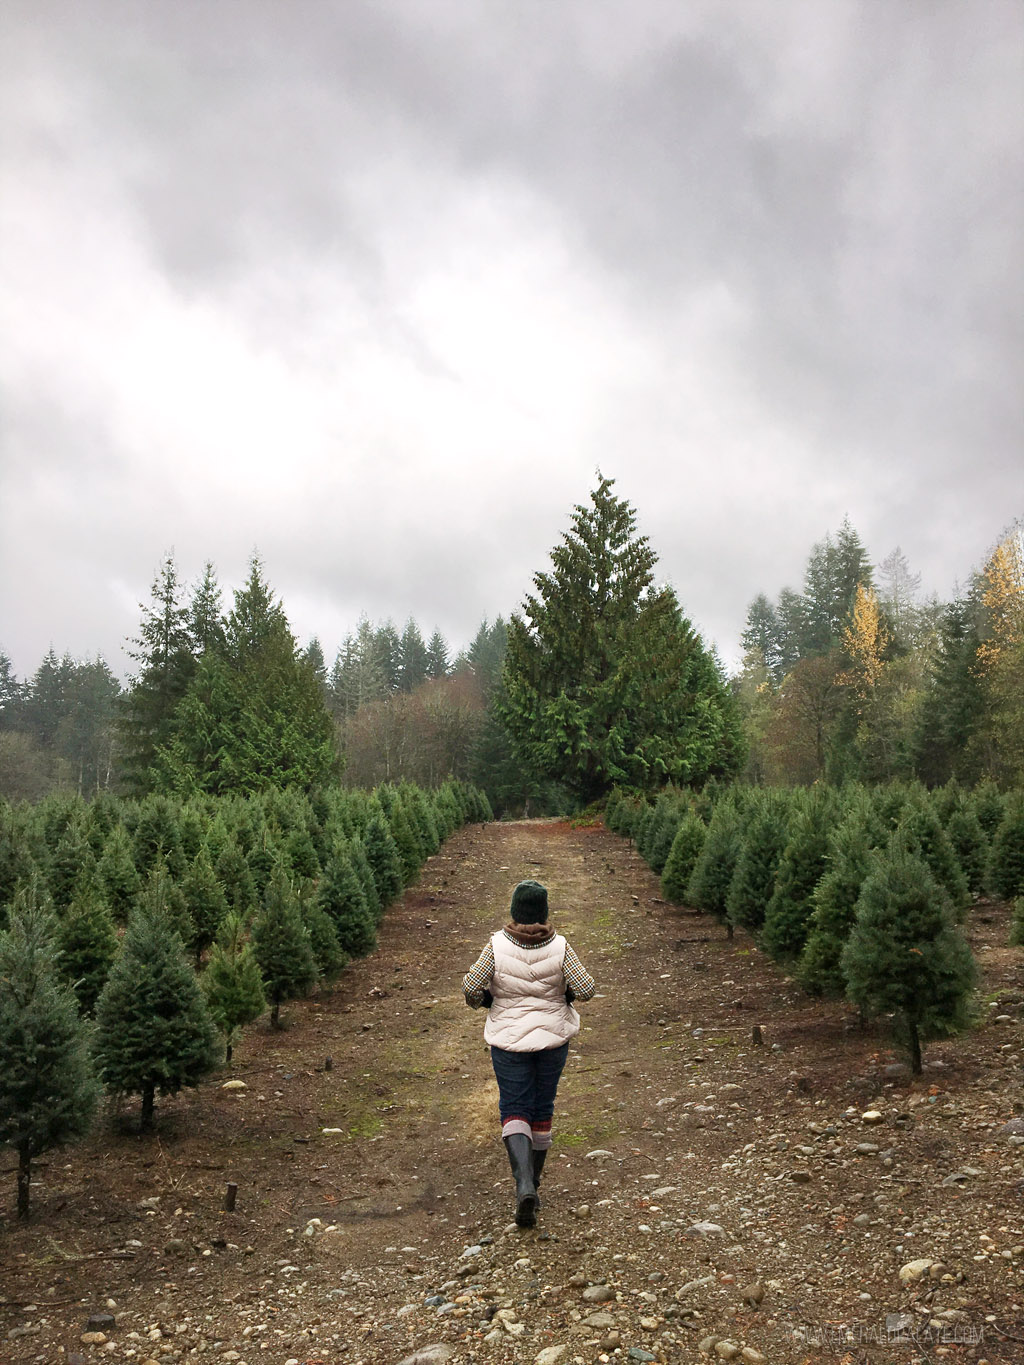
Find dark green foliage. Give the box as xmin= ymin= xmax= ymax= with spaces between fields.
xmin=686 ymin=800 xmax=743 ymax=932
xmin=200 ymin=913 xmax=266 ymax=1063
xmin=317 ymin=845 xmax=376 ymax=956
xmin=132 ymin=793 xmax=187 ymax=879
xmin=143 ymin=861 xmax=193 ymax=944
xmin=898 ymin=799 xmax=970 ymax=914
xmin=98 ymin=824 xmax=142 ymax=923
xmin=215 ymin=838 xmax=257 ymax=917
xmin=182 ymin=847 xmax=229 ymax=964
xmin=502 ymin=477 xmax=745 ymax=801
xmin=0 ymin=889 xmax=100 ymax=1218
xmin=251 ymin=864 xmax=318 ymax=1028
xmin=303 ymin=898 xmax=348 ymax=980
xmin=347 ymin=836 xmax=381 ymax=925
xmin=389 ymin=801 xmax=424 ymax=885
xmin=841 ymin=834 xmax=976 ymax=1074
xmin=1011 ymin=896 xmax=1024 ymax=947
xmin=988 ymin=798 xmax=1024 ymax=900
xmin=55 ymin=876 xmax=118 ymax=1015
xmin=972 ymin=780 xmax=1006 ymax=838
xmin=285 ymin=824 xmax=320 ymax=881
xmin=94 ymin=878 xmax=219 ymax=1131
xmin=0 ymin=805 xmax=38 ymax=926
xmin=48 ymin=819 xmax=93 ymax=911
xmin=760 ymin=793 xmax=836 ymax=961
xmin=363 ymin=812 xmax=404 ymax=908
xmin=726 ymin=792 xmax=790 ymax=934
xmin=246 ymin=833 xmax=279 ymax=899
xmin=945 ymin=801 xmax=989 ymax=896
xmin=660 ymin=811 xmax=707 ymax=903
xmin=798 ymin=796 xmax=881 ymax=996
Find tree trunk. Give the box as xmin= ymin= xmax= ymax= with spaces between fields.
xmin=270 ymin=1000 xmax=281 ymax=1029
xmin=726 ymin=923 xmax=734 ymax=939
xmin=141 ymin=1083 xmax=156 ymax=1132
xmin=225 ymin=1040 xmax=234 ymax=1066
xmin=909 ymin=1020 xmax=922 ymax=1076
xmin=17 ymin=1142 xmax=31 ymax=1221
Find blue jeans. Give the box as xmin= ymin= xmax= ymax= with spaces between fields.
xmin=490 ymin=1042 xmax=569 ymax=1148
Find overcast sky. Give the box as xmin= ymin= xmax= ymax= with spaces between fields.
xmin=1 ymin=0 xmax=1021 ymax=682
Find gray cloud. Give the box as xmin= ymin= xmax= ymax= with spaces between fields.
xmin=1 ymin=0 xmax=1021 ymax=680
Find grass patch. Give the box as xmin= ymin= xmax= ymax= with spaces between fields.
xmin=347 ymin=1113 xmax=383 ymax=1140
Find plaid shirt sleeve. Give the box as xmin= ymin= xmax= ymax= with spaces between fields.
xmin=462 ymin=941 xmax=495 ymax=1007
xmin=563 ymin=942 xmax=595 ymax=1001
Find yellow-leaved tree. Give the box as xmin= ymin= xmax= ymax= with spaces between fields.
xmin=973 ymin=525 xmax=1024 ymax=784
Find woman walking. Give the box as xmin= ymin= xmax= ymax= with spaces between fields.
xmin=462 ymin=879 xmax=595 ymax=1227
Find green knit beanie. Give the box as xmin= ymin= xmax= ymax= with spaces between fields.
xmin=509 ymin=879 xmax=549 ymax=924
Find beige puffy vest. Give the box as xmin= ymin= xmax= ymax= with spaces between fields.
xmin=483 ymin=930 xmax=581 ymax=1052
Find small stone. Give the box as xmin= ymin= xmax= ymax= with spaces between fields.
xmin=582 ymin=1312 xmax=616 ymax=1329
xmin=585 ymin=1149 xmax=614 ymax=1160
xmin=583 ymin=1284 xmax=616 ymax=1303
xmin=740 ymin=1349 xmax=766 ymax=1365
xmin=899 ymin=1258 xmax=935 ymax=1283
xmin=861 ymin=1110 xmax=883 ymax=1124
xmin=575 ymin=1204 xmax=591 ymax=1218
xmin=714 ymin=1342 xmax=740 ymax=1361
xmin=790 ymin=1170 xmax=812 ymax=1183
xmin=639 ymin=1315 xmax=659 ymax=1329
xmin=602 ymin=1331 xmax=622 ymax=1349
xmin=86 ymin=1314 xmax=116 ymax=1332
xmin=221 ymin=1080 xmax=246 ymax=1091
xmin=396 ymin=1346 xmax=455 ymax=1365
xmin=535 ymin=1348 xmax=567 ymax=1365
xmin=999 ymin=1117 xmax=1024 ymax=1137
xmin=80 ymin=1333 xmax=107 ymax=1345
xmin=163 ymin=1239 xmax=187 ymax=1256
xmin=698 ymin=1338 xmax=720 ymax=1358
xmin=627 ymin=1350 xmax=655 ymax=1362
xmin=685 ymin=1221 xmax=725 ymax=1236
xmin=855 ymin=1142 xmax=880 ymax=1155
xmin=739 ymin=1280 xmax=764 ymax=1307
xmin=676 ymin=1275 xmax=716 ymax=1298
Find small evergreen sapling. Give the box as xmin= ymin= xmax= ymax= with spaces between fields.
xmin=363 ymin=812 xmax=404 ymax=908
xmin=252 ymin=863 xmax=318 ymax=1028
xmin=55 ymin=872 xmax=118 ymax=1015
xmin=94 ymin=875 xmax=219 ymax=1131
xmin=725 ymin=792 xmax=790 ymax=935
xmin=988 ymin=798 xmax=1024 ymax=901
xmin=318 ymin=843 xmax=376 ymax=956
xmin=182 ymin=845 xmax=229 ymax=966
xmin=760 ymin=793 xmax=835 ymax=961
xmin=686 ymin=799 xmax=743 ymax=936
xmin=0 ymin=888 xmax=99 ymax=1218
xmin=841 ymin=834 xmax=976 ymax=1075
xmin=201 ymin=913 xmax=267 ymax=1063
xmin=660 ymin=811 xmax=706 ymax=904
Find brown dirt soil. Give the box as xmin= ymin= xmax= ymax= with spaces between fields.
xmin=2 ymin=819 xmax=1023 ymax=1365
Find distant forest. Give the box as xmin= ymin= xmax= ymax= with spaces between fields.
xmin=1 ymin=490 xmax=1022 ymax=810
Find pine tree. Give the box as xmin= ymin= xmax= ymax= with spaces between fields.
xmin=48 ymin=818 xmax=93 ymax=911
xmin=425 ymin=630 xmax=450 ymax=680
xmin=215 ymin=837 xmax=257 ymax=917
xmin=760 ymin=793 xmax=836 ymax=961
xmin=660 ymin=810 xmax=707 ymax=904
xmin=200 ymin=913 xmax=266 ymax=1064
xmin=363 ymin=811 xmax=404 ymax=908
xmin=798 ymin=794 xmax=882 ymax=997
xmin=945 ymin=801 xmax=988 ymax=896
xmin=397 ymin=619 xmax=429 ymax=693
xmin=94 ymin=879 xmax=219 ymax=1131
xmin=317 ymin=844 xmax=376 ymax=957
xmin=347 ymin=835 xmax=382 ymax=925
xmin=686 ymin=799 xmax=743 ymax=935
xmin=988 ymin=798 xmax=1024 ymax=901
xmin=501 ymin=477 xmax=745 ymax=801
xmin=98 ymin=824 xmax=142 ymax=923
xmin=727 ymin=792 xmax=790 ymax=935
xmin=182 ymin=846 xmax=229 ymax=965
xmin=303 ymin=898 xmax=348 ymax=980
xmin=251 ymin=864 xmax=318 ymax=1028
xmin=1011 ymin=896 xmax=1024 ymax=947
xmin=898 ymin=798 xmax=970 ymax=914
xmin=55 ymin=875 xmax=118 ymax=1015
xmin=0 ymin=889 xmax=99 ymax=1218
xmin=841 ymin=834 xmax=976 ymax=1074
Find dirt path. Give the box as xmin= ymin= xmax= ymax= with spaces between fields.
xmin=2 ymin=819 xmax=1022 ymax=1364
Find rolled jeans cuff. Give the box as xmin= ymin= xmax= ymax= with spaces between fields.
xmin=501 ymin=1118 xmax=532 ymax=1140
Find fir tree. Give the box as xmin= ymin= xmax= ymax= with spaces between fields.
xmin=182 ymin=846 xmax=229 ymax=965
xmin=841 ymin=835 xmax=976 ymax=1074
xmin=347 ymin=835 xmax=382 ymax=925
xmin=48 ymin=818 xmax=93 ymax=911
xmin=988 ymin=798 xmax=1024 ymax=901
xmin=1011 ymin=896 xmax=1024 ymax=948
xmin=945 ymin=800 xmax=989 ymax=896
xmin=425 ymin=630 xmax=450 ymax=680
xmin=363 ymin=811 xmax=404 ymax=908
xmin=898 ymin=798 xmax=970 ymax=914
xmin=55 ymin=876 xmax=118 ymax=1015
xmin=798 ymin=795 xmax=881 ymax=997
xmin=0 ymin=890 xmax=99 ymax=1218
xmin=200 ymin=913 xmax=266 ymax=1064
xmin=303 ymin=899 xmax=348 ymax=980
xmin=760 ymin=793 xmax=835 ymax=961
xmin=501 ymin=476 xmax=745 ymax=800
xmin=98 ymin=824 xmax=142 ymax=923
xmin=215 ymin=838 xmax=257 ymax=917
xmin=94 ymin=880 xmax=219 ymax=1131
xmin=687 ymin=799 xmax=743 ymax=935
xmin=660 ymin=810 xmax=707 ymax=904
xmin=726 ymin=792 xmax=790 ymax=935
xmin=318 ymin=844 xmax=376 ymax=956
xmin=252 ymin=864 xmax=318 ymax=1028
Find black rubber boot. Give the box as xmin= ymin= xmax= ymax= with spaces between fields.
xmin=532 ymin=1147 xmax=548 ymax=1211
xmin=503 ymin=1133 xmax=538 ymax=1228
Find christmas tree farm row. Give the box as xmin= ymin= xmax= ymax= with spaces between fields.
xmin=0 ymin=779 xmax=492 ymax=1219
xmin=607 ymin=780 xmax=1024 ymax=1074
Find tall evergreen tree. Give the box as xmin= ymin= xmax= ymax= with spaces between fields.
xmin=0 ymin=890 xmax=99 ymax=1218
xmin=55 ymin=874 xmax=118 ymax=1015
xmin=187 ymin=561 xmax=226 ymax=657
xmin=760 ymin=792 xmax=836 ymax=961
xmin=398 ymin=619 xmax=429 ymax=693
xmin=94 ymin=879 xmax=219 ymax=1131
xmin=425 ymin=629 xmax=450 ymax=680
xmin=726 ymin=791 xmax=790 ymax=935
xmin=502 ymin=477 xmax=745 ymax=801
xmin=687 ymin=798 xmax=744 ymax=935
